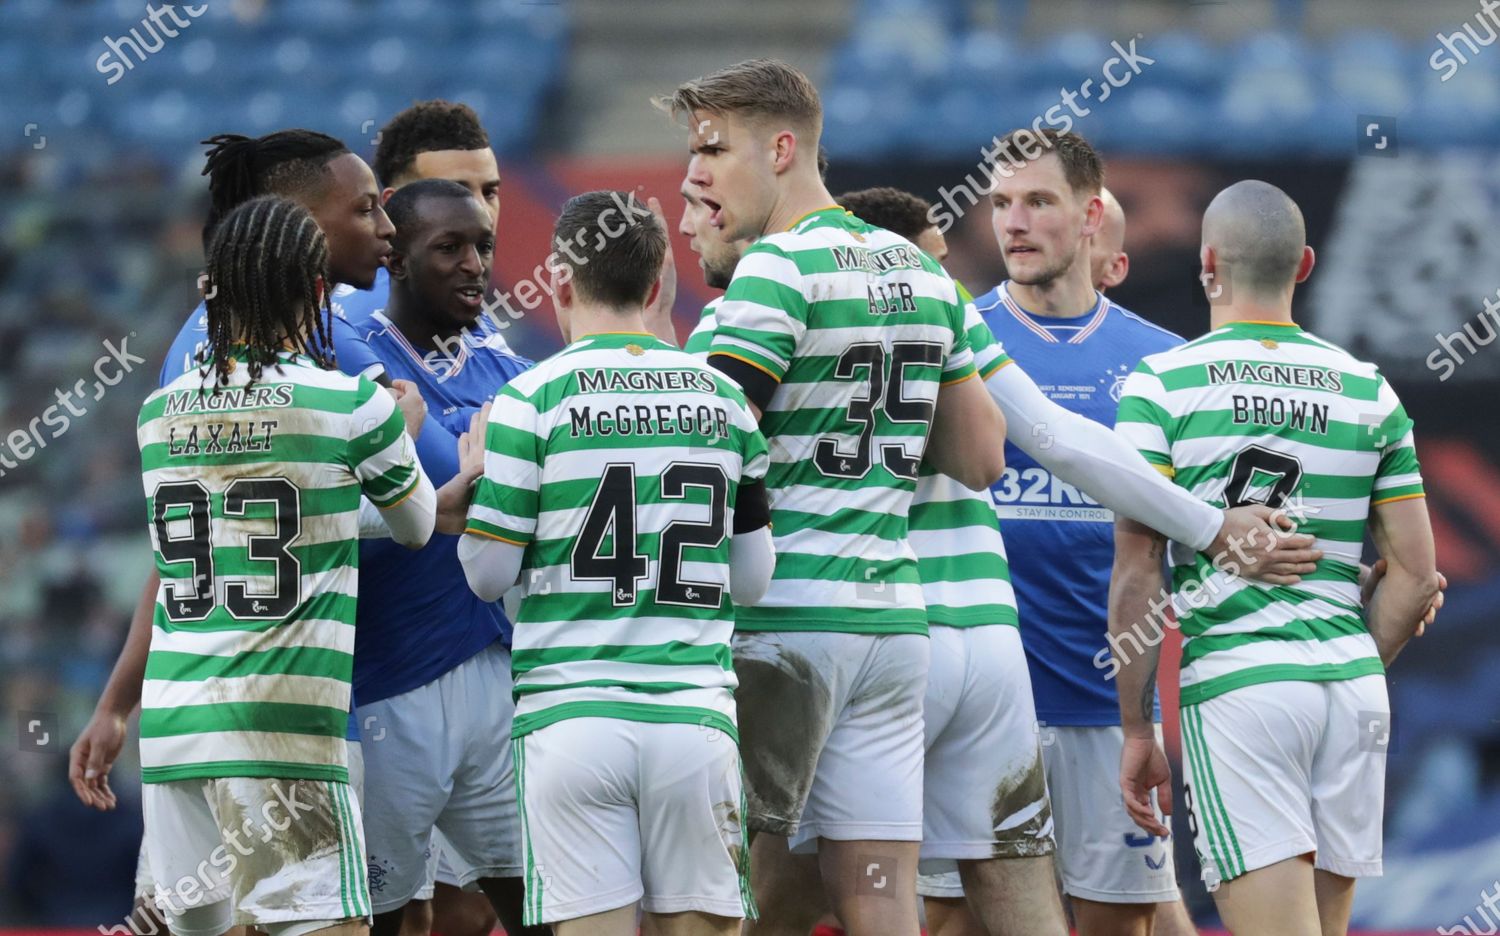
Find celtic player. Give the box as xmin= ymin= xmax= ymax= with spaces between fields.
xmin=660 ymin=60 xmax=1008 ymax=936
xmin=137 ymin=195 xmax=435 ymax=936
xmin=1112 ymin=181 xmax=1441 ymax=936
xmin=459 ymin=191 xmax=773 ymax=936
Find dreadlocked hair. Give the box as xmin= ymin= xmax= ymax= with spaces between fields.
xmin=202 ymin=195 xmax=334 ymax=390
xmin=199 ymin=129 xmax=348 ymax=251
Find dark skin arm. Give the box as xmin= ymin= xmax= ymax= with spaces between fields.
xmin=69 ymin=570 xmax=157 ymax=810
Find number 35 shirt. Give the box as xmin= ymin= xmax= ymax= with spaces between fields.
xmin=977 ymin=282 xmax=1182 ymax=726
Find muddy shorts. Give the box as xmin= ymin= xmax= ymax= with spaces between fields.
xmin=142 ymin=776 xmax=368 ymax=936
xmin=731 ymin=631 xmax=928 ymax=849
xmin=919 ymin=624 xmax=1053 ymax=868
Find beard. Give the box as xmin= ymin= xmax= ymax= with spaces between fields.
xmin=1008 ymin=243 xmax=1079 ymax=287
xmin=704 ymin=257 xmax=736 ymax=290
xmin=703 ymin=246 xmax=744 ymax=290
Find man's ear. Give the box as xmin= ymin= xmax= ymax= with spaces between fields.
xmin=380 ymin=186 xmax=397 ymax=205
xmin=1200 ymin=243 xmax=1217 ymax=280
xmin=1080 ymin=194 xmax=1105 ymax=239
xmin=387 ymin=247 xmax=408 ymax=280
xmin=1295 ymin=245 xmax=1315 ymax=284
xmin=1099 ymin=251 xmax=1129 ymax=291
xmin=551 ymin=260 xmax=574 ymax=309
xmin=772 ymin=129 xmax=797 ymax=175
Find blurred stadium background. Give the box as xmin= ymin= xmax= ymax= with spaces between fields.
xmin=2 ymin=0 xmax=1498 ymax=932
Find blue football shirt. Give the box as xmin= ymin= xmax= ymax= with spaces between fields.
xmin=338 ymin=309 xmax=532 ymax=706
xmin=977 ymin=281 xmax=1183 ymax=726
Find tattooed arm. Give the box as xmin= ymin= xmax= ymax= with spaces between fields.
xmin=1110 ymin=515 xmax=1173 ymax=836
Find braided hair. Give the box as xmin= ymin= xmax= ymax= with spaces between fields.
xmin=202 ymin=195 xmax=334 ymax=389
xmin=199 ymin=129 xmax=349 ymax=250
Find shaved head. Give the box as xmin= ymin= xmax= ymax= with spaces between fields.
xmin=1097 ymin=188 xmax=1125 ymax=254
xmin=1089 ymin=187 xmax=1128 ymax=291
xmin=1202 ymin=180 xmax=1306 ymax=299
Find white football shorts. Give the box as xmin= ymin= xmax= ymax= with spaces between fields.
xmin=512 ymin=717 xmax=752 ymax=925
xmin=1180 ymin=675 xmax=1388 ymax=886
xmin=731 ymin=631 xmax=928 ymax=849
xmin=920 ymin=624 xmax=1053 ymax=865
xmin=142 ymin=776 xmax=368 ymax=936
xmin=355 ymin=643 xmax=522 ymax=913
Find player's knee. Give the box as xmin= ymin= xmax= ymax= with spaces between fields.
xmin=434 ymin=886 xmax=497 ymax=936
xmin=397 ymin=899 xmax=432 ymax=936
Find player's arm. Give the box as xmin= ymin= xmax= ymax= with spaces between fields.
xmin=706 ymin=242 xmax=805 ymax=421
xmin=991 ymin=361 xmax=1320 ymax=582
xmin=1109 ymin=516 xmax=1173 ymax=837
xmin=460 ymin=385 xmax=541 ymax=602
xmin=1361 ymin=399 xmax=1440 ymax=663
xmin=69 ymin=570 xmax=156 ymax=811
xmin=350 ymin=377 xmax=435 ymax=549
xmin=729 ymin=479 xmax=775 ymax=605
xmin=642 ymin=196 xmax=679 ymax=347
xmin=1366 ymin=497 xmax=1441 ymax=665
xmin=926 ymin=374 xmax=1006 ymax=491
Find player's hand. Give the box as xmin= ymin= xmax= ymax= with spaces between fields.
xmin=389 ymin=379 xmax=426 ymax=440
xmin=1212 ymin=505 xmax=1322 ymax=585
xmin=1362 ymin=558 xmax=1447 ymax=637
xmin=642 ymin=196 xmax=679 ymax=346
xmin=435 ymin=404 xmax=490 ymax=535
xmin=69 ymin=710 xmax=127 ymax=811
xmin=1119 ymin=734 xmax=1172 ymax=837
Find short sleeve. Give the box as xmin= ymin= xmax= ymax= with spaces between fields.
xmin=940 ymin=294 xmax=976 ymax=383
xmin=683 ymin=301 xmax=720 ymax=359
xmin=1370 ymin=377 xmax=1424 ymax=505
xmin=1114 ymin=361 xmax=1176 ymax=477
xmin=465 ymin=383 xmax=542 ymax=546
xmin=330 ymin=316 xmax=387 ymax=383
xmin=963 ymin=302 xmax=1012 ymax=381
xmin=708 ymin=242 xmax=808 ymax=383
xmin=347 ymin=377 xmax=421 ymax=507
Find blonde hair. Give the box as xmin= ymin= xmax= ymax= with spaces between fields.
xmin=656 ymin=59 xmax=822 ymax=138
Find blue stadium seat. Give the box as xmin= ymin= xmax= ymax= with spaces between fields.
xmin=946 ymin=30 xmax=1020 ymax=90
xmin=1138 ymin=31 xmax=1221 ymax=95
xmin=1103 ymin=87 xmax=1212 ymax=155
xmin=1027 ymin=30 xmax=1111 ymax=95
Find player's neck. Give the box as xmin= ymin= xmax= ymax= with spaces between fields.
xmin=385 ymin=288 xmax=460 ymax=352
xmin=1211 ymin=298 xmax=1295 ymax=331
xmin=762 ymin=174 xmax=837 ymax=235
xmin=566 ymin=303 xmax=649 ymax=343
xmin=1005 ymin=265 xmax=1097 ymax=319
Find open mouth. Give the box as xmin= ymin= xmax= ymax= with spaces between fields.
xmin=701 ymin=196 xmax=724 ymax=228
xmin=456 ymin=284 xmax=485 ymax=308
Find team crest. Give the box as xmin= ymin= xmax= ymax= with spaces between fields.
xmin=1261 ymin=338 xmax=1279 ymax=349
xmin=625 ymin=343 xmax=645 ymax=356
xmin=1102 ymin=361 xmax=1133 ymax=402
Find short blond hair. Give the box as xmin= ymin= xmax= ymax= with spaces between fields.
xmin=656 ymin=59 xmax=822 ymax=137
